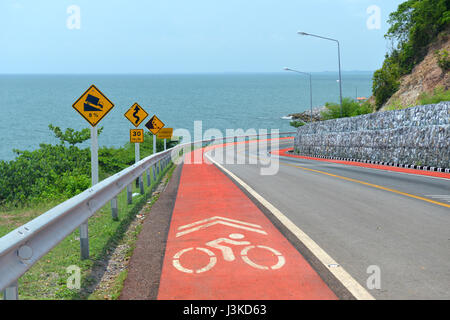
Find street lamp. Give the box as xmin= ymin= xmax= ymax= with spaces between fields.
xmin=297 ymin=31 xmax=343 ymax=117
xmin=284 ymin=67 xmax=313 ymax=123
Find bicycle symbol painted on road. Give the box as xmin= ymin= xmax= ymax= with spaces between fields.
xmin=172 ymin=233 xmax=286 ymax=274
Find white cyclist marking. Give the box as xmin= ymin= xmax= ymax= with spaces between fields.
xmin=172 ymin=233 xmax=286 ymax=273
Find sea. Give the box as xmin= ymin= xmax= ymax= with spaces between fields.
xmin=0 ymin=72 xmax=373 ymax=161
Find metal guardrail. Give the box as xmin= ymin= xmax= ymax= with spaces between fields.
xmin=0 ymin=132 xmax=295 ymax=299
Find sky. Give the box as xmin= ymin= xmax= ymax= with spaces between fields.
xmin=0 ymin=0 xmax=405 ymax=74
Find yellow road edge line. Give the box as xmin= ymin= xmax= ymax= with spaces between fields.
xmin=205 ymin=151 xmax=375 ymax=301
xmin=282 ymin=162 xmax=450 ymax=209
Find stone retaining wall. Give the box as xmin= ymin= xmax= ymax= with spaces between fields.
xmin=294 ymin=102 xmax=450 ymax=169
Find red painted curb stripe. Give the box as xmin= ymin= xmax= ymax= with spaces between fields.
xmin=157 ymin=147 xmax=337 ymax=300
xmin=274 ymin=148 xmax=450 ymax=179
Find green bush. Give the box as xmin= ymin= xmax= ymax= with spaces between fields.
xmin=435 ymin=49 xmax=450 ymax=71
xmin=373 ymin=58 xmax=401 ymax=108
xmin=0 ymin=144 xmax=90 ymax=206
xmin=0 ymin=126 xmax=175 ymax=208
xmin=290 ymin=120 xmax=306 ymax=128
xmin=320 ymin=98 xmax=373 ymax=120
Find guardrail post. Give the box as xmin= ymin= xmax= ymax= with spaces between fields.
xmin=152 ymin=164 xmax=157 ymax=182
xmin=3 ymin=281 xmax=18 ymax=300
xmin=127 ymin=184 xmax=132 ymax=204
xmin=156 ymin=161 xmax=160 ymax=176
xmin=256 ymin=134 xmax=260 ymax=155
xmin=80 ymin=221 xmax=89 ymax=260
xmin=147 ymin=168 xmax=151 ymax=187
xmin=111 ymin=197 xmax=118 ymax=220
xmin=139 ymin=175 xmax=144 ymax=195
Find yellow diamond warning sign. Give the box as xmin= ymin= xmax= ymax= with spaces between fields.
xmin=130 ymin=129 xmax=144 ymax=143
xmin=72 ymin=85 xmax=115 ymax=127
xmin=124 ymin=103 xmax=148 ymax=127
xmin=145 ymin=115 xmax=165 ymax=135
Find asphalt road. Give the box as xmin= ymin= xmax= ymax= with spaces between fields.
xmin=206 ymin=139 xmax=450 ymax=300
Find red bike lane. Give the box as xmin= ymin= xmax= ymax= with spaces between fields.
xmin=273 ymin=148 xmax=450 ymax=179
xmin=157 ymin=145 xmax=337 ymax=300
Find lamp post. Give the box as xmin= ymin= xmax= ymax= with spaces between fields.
xmin=298 ymin=31 xmax=343 ymax=117
xmin=284 ymin=68 xmax=313 ymax=123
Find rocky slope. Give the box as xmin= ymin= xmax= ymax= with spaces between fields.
xmin=382 ymin=31 xmax=450 ymax=109
xmin=288 ymin=106 xmax=327 ymax=122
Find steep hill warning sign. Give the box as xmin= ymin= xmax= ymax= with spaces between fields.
xmin=72 ymin=85 xmax=114 ymax=127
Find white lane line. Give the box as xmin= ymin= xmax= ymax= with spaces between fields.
xmin=204 ymin=151 xmax=375 ymax=301
xmin=425 ymin=195 xmax=450 ymax=203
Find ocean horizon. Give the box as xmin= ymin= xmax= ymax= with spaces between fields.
xmin=0 ymin=72 xmax=373 ymax=161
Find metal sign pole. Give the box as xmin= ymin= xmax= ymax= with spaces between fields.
xmin=153 ymin=134 xmax=157 ymax=154
xmin=91 ymin=126 xmax=99 ymax=184
xmin=164 ymin=139 xmax=167 ymax=151
xmin=80 ymin=125 xmax=98 ymax=260
xmin=136 ymin=142 xmax=144 ymax=194
xmin=135 ymin=142 xmax=139 ymax=188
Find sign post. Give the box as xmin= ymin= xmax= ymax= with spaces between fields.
xmin=125 ymin=103 xmax=148 ymax=195
xmin=145 ymin=115 xmax=165 ymax=155
xmin=157 ymin=128 xmax=173 ymax=151
xmin=72 ymin=85 xmax=114 ymax=260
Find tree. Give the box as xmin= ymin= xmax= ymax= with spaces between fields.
xmin=48 ymin=124 xmax=103 ymax=146
xmin=373 ymin=0 xmax=449 ymax=108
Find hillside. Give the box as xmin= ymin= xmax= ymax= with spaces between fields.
xmin=382 ymin=30 xmax=450 ymax=109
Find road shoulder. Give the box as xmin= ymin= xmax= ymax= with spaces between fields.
xmin=119 ymin=164 xmax=182 ymax=300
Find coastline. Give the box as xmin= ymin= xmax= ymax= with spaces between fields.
xmin=285 ymin=105 xmax=327 ymax=122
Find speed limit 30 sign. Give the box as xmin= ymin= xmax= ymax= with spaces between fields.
xmin=130 ymin=129 xmax=144 ymax=143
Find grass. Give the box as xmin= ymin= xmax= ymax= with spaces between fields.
xmin=384 ymin=99 xmax=413 ymax=111
xmin=418 ymin=87 xmax=450 ymax=105
xmin=0 ymin=161 xmax=174 ymax=300
xmin=384 ymin=87 xmax=450 ymax=111
xmin=0 ymin=201 xmax=63 ymax=237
